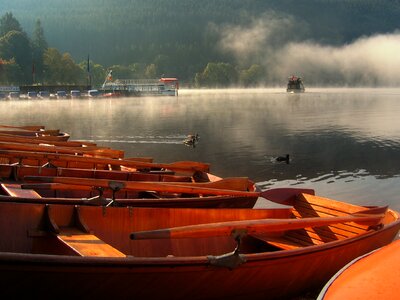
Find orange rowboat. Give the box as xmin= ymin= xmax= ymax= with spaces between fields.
xmin=0 ymin=176 xmax=259 ymax=208
xmin=0 ymin=149 xmax=210 ymax=173
xmin=0 ymin=188 xmax=398 ymax=299
xmin=317 ymin=238 xmax=400 ymax=300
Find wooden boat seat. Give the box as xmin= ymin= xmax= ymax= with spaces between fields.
xmin=290 ymin=193 xmax=372 ymax=243
xmin=56 ymin=227 xmax=126 ymax=257
xmin=249 ymin=233 xmax=311 ymax=250
xmin=1 ymin=183 xmax=42 ymax=198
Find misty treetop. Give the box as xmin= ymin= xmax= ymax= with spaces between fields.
xmin=1 ymin=1 xmax=400 ymax=87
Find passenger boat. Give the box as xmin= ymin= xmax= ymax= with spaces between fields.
xmin=317 ymin=238 xmax=400 ymax=300
xmin=287 ymin=75 xmax=305 ymax=93
xmin=0 ymin=187 xmax=398 ymax=299
xmin=100 ymin=70 xmax=179 ymax=97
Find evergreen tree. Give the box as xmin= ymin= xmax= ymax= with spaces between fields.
xmin=31 ymin=19 xmax=48 ymax=83
xmin=43 ymin=47 xmax=63 ymax=84
xmin=0 ymin=30 xmax=32 ymax=83
xmin=0 ymin=12 xmax=22 ymax=37
xmin=32 ymin=19 xmax=47 ymax=50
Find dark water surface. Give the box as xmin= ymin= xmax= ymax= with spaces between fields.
xmin=1 ymin=87 xmax=400 ymax=212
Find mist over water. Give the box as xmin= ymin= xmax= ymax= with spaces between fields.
xmin=1 ymin=88 xmax=400 ymax=210
xmin=215 ymin=13 xmax=400 ymax=86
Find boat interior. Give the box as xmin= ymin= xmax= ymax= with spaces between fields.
xmin=0 ymin=192 xmax=396 ymax=258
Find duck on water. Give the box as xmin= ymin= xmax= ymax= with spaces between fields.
xmin=276 ymin=154 xmax=290 ymax=164
xmin=184 ymin=134 xmax=199 ymax=147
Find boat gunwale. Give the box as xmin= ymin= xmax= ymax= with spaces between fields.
xmin=0 ymin=194 xmax=259 ymax=207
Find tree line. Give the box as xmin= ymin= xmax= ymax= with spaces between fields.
xmin=0 ymin=12 xmax=267 ymax=88
xmin=2 ymin=0 xmax=400 ymax=87
xmin=0 ymin=12 xmax=176 ymax=87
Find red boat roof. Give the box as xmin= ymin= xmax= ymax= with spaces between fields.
xmin=160 ymin=78 xmax=178 ymax=82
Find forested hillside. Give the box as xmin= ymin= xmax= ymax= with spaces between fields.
xmin=1 ymin=0 xmax=400 ymax=86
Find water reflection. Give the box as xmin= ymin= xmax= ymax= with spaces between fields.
xmin=1 ymin=88 xmax=400 ymax=208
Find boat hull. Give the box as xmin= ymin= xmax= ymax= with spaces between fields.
xmin=0 ymin=226 xmax=399 ymax=300
xmin=317 ymin=238 xmax=400 ymax=300
xmin=0 ymin=199 xmax=399 ymax=299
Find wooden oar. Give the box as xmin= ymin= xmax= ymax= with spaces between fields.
xmin=171 ymin=177 xmax=253 ymax=191
xmin=0 ymin=133 xmax=98 ymax=147
xmin=0 ymin=150 xmax=210 ymax=172
xmin=0 ymin=141 xmax=124 ymax=158
xmin=24 ymin=176 xmax=259 ymax=196
xmin=0 ymin=194 xmax=91 ymax=205
xmin=21 ymin=177 xmax=252 ymax=192
xmin=129 ymin=208 xmax=387 ymax=240
xmin=0 ymin=124 xmax=45 ymax=131
xmin=21 ymin=183 xmax=96 ymax=191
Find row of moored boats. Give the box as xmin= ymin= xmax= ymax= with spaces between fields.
xmin=0 ymin=124 xmax=398 ymax=299
xmin=1 ymin=89 xmax=103 ymax=100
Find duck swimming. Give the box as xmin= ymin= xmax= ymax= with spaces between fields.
xmin=276 ymin=154 xmax=290 ymax=164
xmin=186 ymin=133 xmax=199 ymax=142
xmin=183 ymin=133 xmax=199 ymax=147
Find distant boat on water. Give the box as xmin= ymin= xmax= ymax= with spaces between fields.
xmin=287 ymin=75 xmax=305 ymax=93
xmin=100 ymin=70 xmax=179 ymax=97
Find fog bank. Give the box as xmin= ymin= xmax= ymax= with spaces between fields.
xmin=215 ymin=14 xmax=400 ymax=86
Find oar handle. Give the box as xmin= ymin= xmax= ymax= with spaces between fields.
xmin=21 ymin=183 xmax=94 ymax=191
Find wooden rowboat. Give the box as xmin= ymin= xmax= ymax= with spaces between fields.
xmin=0 ymin=175 xmax=259 ymax=208
xmin=0 ymin=164 xmax=200 ymax=183
xmin=0 ymin=141 xmax=125 ymax=158
xmin=0 ymin=187 xmax=398 ymax=299
xmin=0 ymin=124 xmax=45 ymax=131
xmin=0 ymin=191 xmax=259 ymax=208
xmin=0 ymin=132 xmax=97 ymax=147
xmin=0 ymin=164 xmax=259 ymax=208
xmin=0 ymin=149 xmax=210 ymax=173
xmin=0 ymin=128 xmax=70 ymax=140
xmin=317 ymin=238 xmax=400 ymax=300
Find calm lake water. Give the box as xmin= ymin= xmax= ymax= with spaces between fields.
xmin=1 ymin=88 xmax=400 ymax=213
